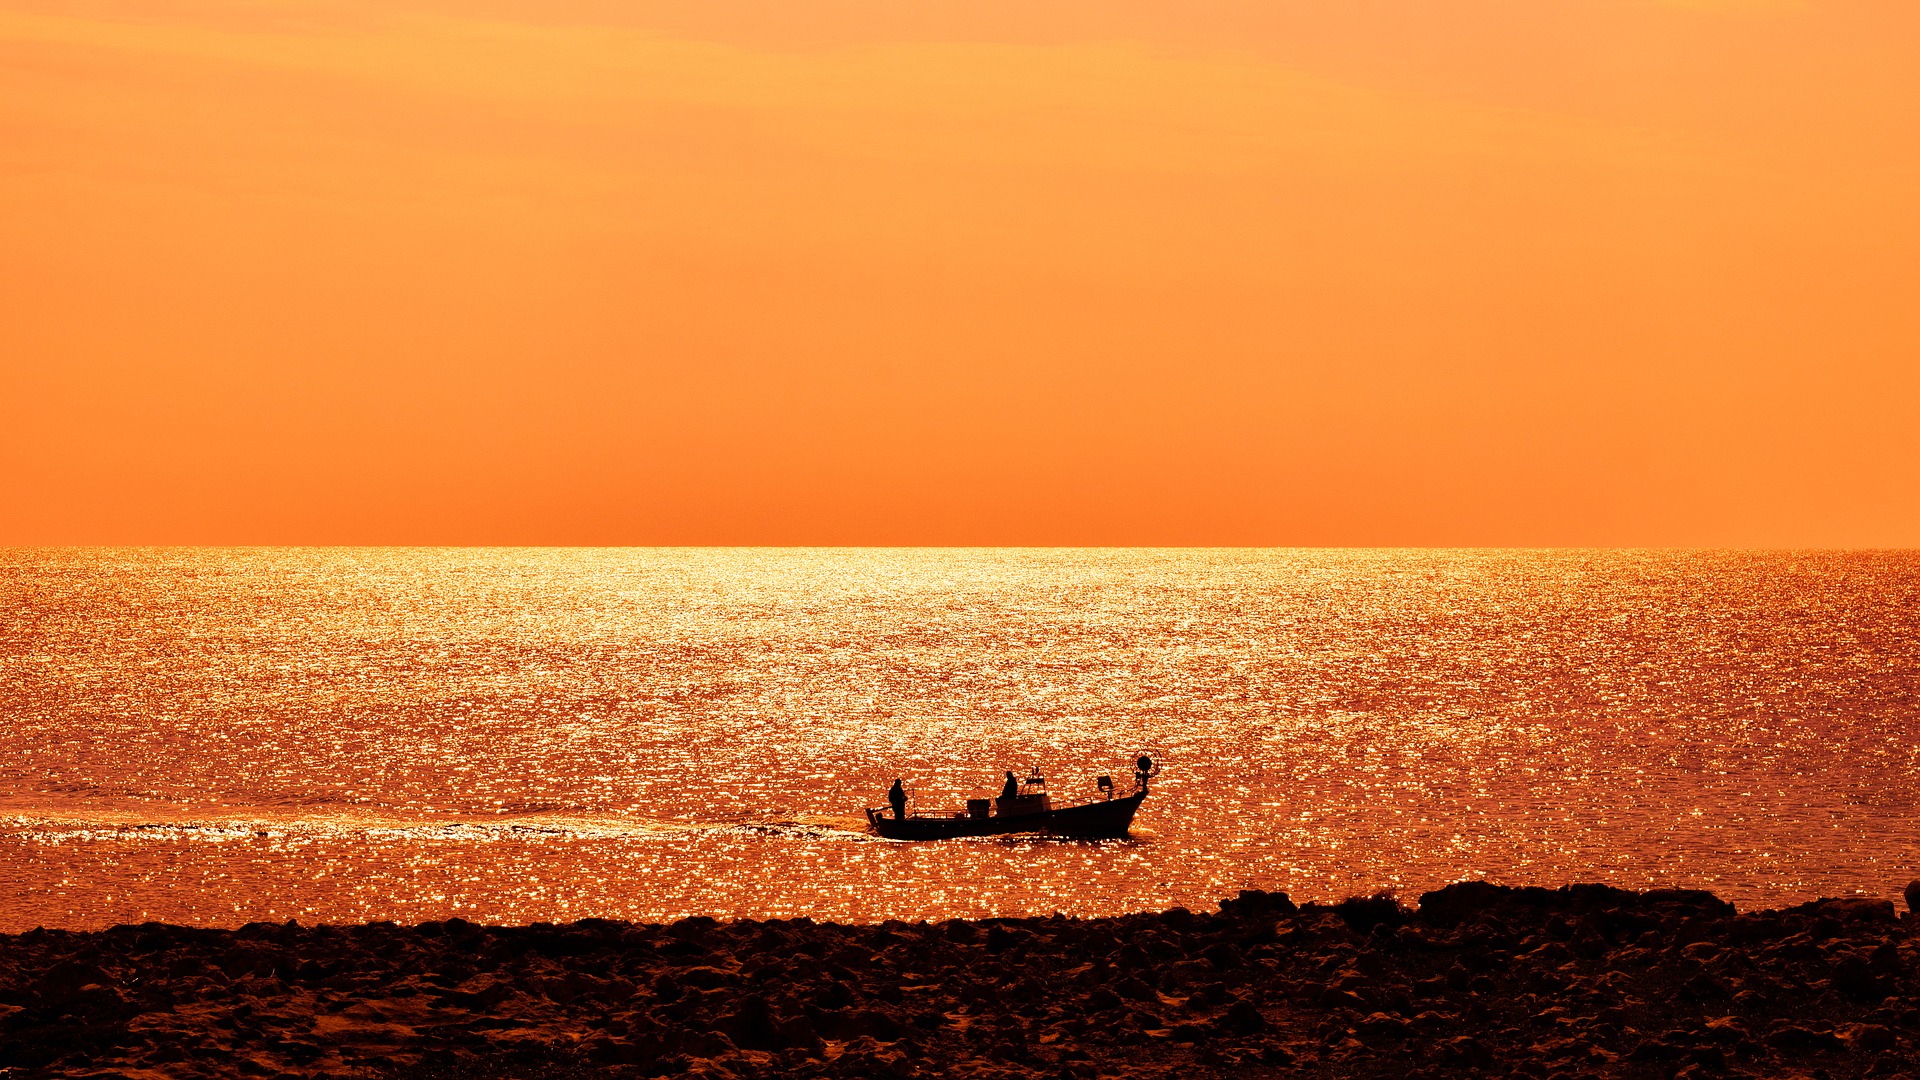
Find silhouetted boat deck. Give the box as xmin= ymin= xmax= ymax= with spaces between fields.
xmin=866 ymin=759 xmax=1153 ymax=840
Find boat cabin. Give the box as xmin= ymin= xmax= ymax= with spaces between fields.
xmin=995 ymin=770 xmax=1051 ymax=818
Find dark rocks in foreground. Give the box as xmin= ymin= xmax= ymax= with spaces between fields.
xmin=4 ymin=883 xmax=1920 ymax=1079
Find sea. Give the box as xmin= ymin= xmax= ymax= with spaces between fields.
xmin=2 ymin=549 xmax=1916 ymax=932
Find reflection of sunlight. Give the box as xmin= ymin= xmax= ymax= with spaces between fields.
xmin=3 ymin=549 xmax=1917 ymax=930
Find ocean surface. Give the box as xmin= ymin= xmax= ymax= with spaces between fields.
xmin=2 ymin=549 xmax=1916 ymax=932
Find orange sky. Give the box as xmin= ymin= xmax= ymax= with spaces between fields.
xmin=3 ymin=0 xmax=1916 ymax=545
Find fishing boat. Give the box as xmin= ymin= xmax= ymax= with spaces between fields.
xmin=866 ymin=757 xmax=1154 ymax=840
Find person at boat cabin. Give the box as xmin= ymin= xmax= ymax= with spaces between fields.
xmin=888 ymin=778 xmax=907 ymax=820
xmin=1000 ymin=771 xmax=1019 ymax=800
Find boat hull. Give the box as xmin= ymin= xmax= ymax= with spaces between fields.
xmin=867 ymin=790 xmax=1145 ymax=840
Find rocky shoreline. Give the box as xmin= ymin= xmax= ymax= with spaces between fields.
xmin=4 ymin=882 xmax=1919 ymax=1079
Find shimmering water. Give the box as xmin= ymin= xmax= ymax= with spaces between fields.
xmin=3 ymin=549 xmax=1916 ymax=931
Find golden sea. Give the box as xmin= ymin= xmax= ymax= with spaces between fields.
xmin=2 ymin=548 xmax=1915 ymax=931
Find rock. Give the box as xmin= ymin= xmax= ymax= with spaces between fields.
xmin=1223 ymin=1000 xmax=1265 ymax=1035
xmin=1643 ymin=889 xmax=1738 ymax=919
xmin=1801 ymin=897 xmax=1898 ymax=923
xmin=816 ymin=978 xmax=857 ymax=1009
xmin=1765 ymin=1025 xmax=1847 ymax=1053
xmin=1335 ymin=893 xmax=1408 ymax=935
xmin=1870 ymin=1052 xmax=1910 ymax=1077
xmin=584 ymin=1035 xmax=660 ymax=1066
xmin=1417 ymin=881 xmax=1509 ymax=928
xmin=1848 ymin=1023 xmax=1897 ymax=1055
xmin=1319 ymin=986 xmax=1369 ymax=1011
xmin=983 ymin=925 xmax=1023 ymax=954
xmin=1357 ymin=1012 xmax=1410 ymax=1045
xmin=1201 ymin=941 xmax=1241 ymax=970
xmin=845 ymin=1007 xmax=902 ymax=1041
xmin=716 ymin=993 xmax=778 ymax=1049
xmin=675 ymin=966 xmax=740 ymax=990
xmin=1905 ymin=880 xmax=1920 ymax=916
xmin=1680 ymin=973 xmax=1730 ymax=1002
xmin=774 ymin=1015 xmax=822 ymax=1055
xmin=1684 ymin=1044 xmax=1728 ymax=1070
xmin=10 ymin=885 xmax=1918 ymax=1080
xmin=1627 ymin=1037 xmax=1687 ymax=1062
xmin=1700 ymin=1016 xmax=1748 ymax=1044
xmin=435 ymin=974 xmax=514 ymax=1011
xmin=1219 ymin=890 xmax=1297 ymax=918
xmin=1834 ymin=954 xmax=1893 ymax=1002
xmin=31 ymin=961 xmax=111 ymax=1003
xmin=1439 ymin=1034 xmax=1495 ymax=1067
xmin=1525 ymin=940 xmax=1578 ymax=967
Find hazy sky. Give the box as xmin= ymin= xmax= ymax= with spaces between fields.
xmin=4 ymin=1 xmax=1916 ymax=545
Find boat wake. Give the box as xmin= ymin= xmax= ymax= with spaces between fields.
xmin=0 ymin=809 xmax=893 ymax=847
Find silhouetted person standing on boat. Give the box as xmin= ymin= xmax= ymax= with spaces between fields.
xmin=1001 ymin=771 xmax=1019 ymax=800
xmin=888 ymin=778 xmax=907 ymax=820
